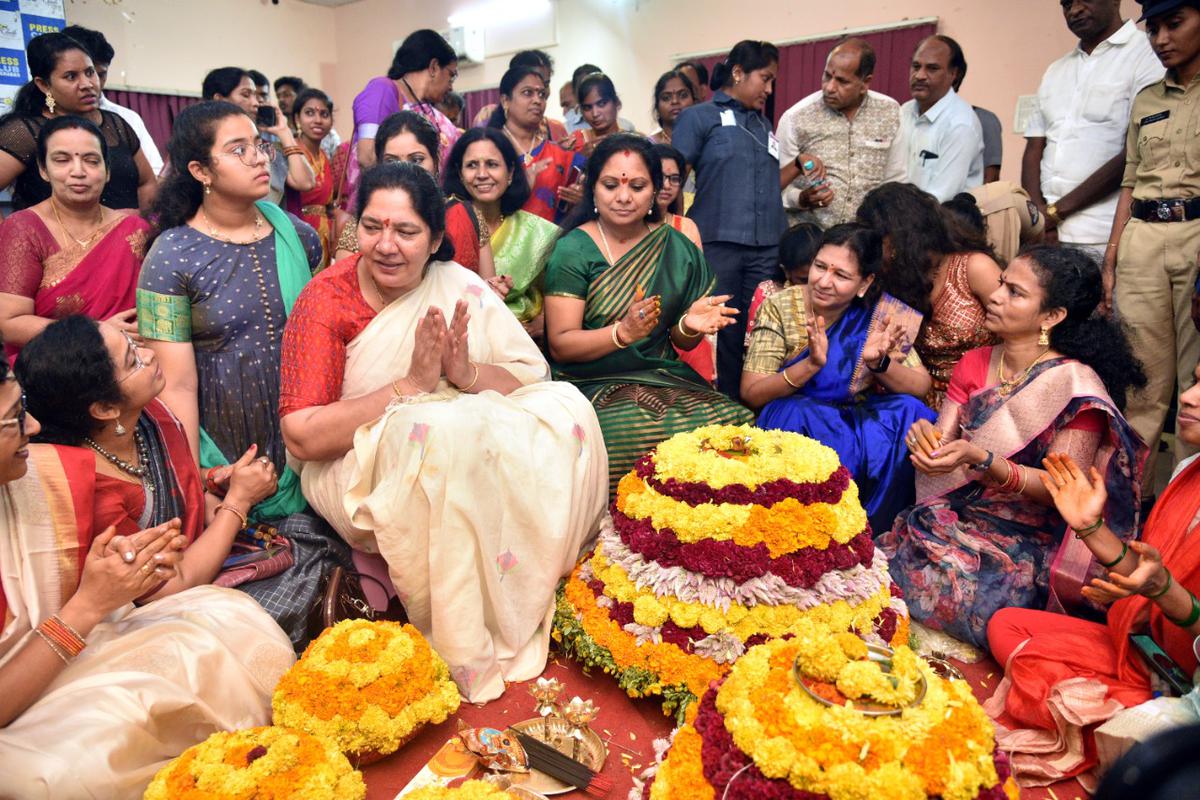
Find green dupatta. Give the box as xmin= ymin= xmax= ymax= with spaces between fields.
xmin=492 ymin=210 xmax=558 ymax=323
xmin=190 ymin=202 xmax=312 ymax=521
xmin=545 ymin=224 xmax=714 ymax=390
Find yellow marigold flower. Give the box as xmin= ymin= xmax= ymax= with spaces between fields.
xmin=404 ymin=779 xmax=510 ymax=799
xmin=835 ymin=632 xmax=869 ymax=660
xmin=633 ymin=594 xmax=669 ymax=627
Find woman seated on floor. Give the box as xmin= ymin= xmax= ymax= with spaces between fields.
xmin=333 ymin=110 xmax=441 ymax=261
xmin=0 ymin=116 xmax=151 ymax=360
xmin=441 ymin=127 xmax=558 ymax=342
xmin=279 ymin=162 xmax=608 ymax=704
xmin=0 ymin=357 xmax=293 ymax=798
xmin=543 ymin=133 xmax=752 ymax=493
xmin=985 ymin=373 xmax=1200 ymax=788
xmin=741 ymin=223 xmax=935 ymax=534
xmin=878 ymin=245 xmax=1146 ymax=649
xmin=16 ymin=315 xmax=281 ymax=599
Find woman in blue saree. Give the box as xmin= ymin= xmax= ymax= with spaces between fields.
xmin=742 ymin=223 xmax=936 ymax=533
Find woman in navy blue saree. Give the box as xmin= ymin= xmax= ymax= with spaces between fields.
xmin=741 ymin=223 xmax=936 ymax=533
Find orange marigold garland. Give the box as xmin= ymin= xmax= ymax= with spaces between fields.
xmin=272 ymin=620 xmax=461 ymax=761
xmin=638 ymin=632 xmax=1020 ymax=800
xmin=555 ymin=425 xmax=910 ymax=720
xmin=143 ymin=726 xmax=366 ymax=800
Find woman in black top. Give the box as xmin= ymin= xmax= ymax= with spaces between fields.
xmin=0 ymin=32 xmax=156 ymax=212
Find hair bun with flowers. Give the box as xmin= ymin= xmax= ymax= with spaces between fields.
xmin=554 ymin=425 xmax=910 ymax=721
xmin=638 ymin=626 xmax=1020 ymax=800
xmin=271 ymin=619 xmax=462 ymax=764
xmin=143 ymin=726 xmax=366 ymax=800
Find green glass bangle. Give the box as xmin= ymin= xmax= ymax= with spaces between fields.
xmin=1073 ymin=517 xmax=1104 ymax=540
xmin=1167 ymin=592 xmax=1200 ymax=629
xmin=1098 ymin=542 xmax=1128 ymax=570
xmin=1146 ymin=568 xmax=1174 ymax=599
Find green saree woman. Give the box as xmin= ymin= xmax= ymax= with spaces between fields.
xmin=545 ymin=224 xmax=753 ymax=492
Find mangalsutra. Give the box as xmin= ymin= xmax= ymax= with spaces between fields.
xmin=596 ymin=218 xmax=649 ymax=265
xmin=50 ymin=196 xmax=105 ymax=247
xmin=502 ymin=124 xmax=543 ymax=167
xmin=997 ymin=347 xmax=1051 ymax=396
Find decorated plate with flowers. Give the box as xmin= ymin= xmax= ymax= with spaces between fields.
xmin=793 ymin=637 xmax=927 ymax=716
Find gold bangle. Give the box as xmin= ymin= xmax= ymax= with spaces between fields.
xmin=677 ymin=316 xmax=701 ymax=338
xmin=1016 ymin=465 xmax=1028 ymax=495
xmin=611 ymin=323 xmax=629 ymax=349
xmin=33 ymin=628 xmax=71 ymax=663
xmin=391 ymin=378 xmax=407 ymax=397
xmin=781 ymin=368 xmax=800 ymax=389
xmin=460 ymin=362 xmax=480 ymax=392
xmin=216 ymin=503 xmax=249 ymax=529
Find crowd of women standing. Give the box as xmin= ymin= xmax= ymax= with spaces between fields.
xmin=0 ymin=8 xmax=1199 ymax=796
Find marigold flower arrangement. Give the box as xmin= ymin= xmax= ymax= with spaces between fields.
xmin=272 ymin=620 xmax=461 ymax=761
xmin=554 ymin=425 xmax=909 ymax=720
xmin=143 ymin=725 xmax=366 ymax=800
xmin=636 ymin=628 xmax=1020 ymax=800
xmin=404 ymin=780 xmax=511 ymax=800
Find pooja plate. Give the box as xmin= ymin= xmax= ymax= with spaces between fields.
xmin=507 ymin=717 xmax=607 ymax=796
xmin=794 ymin=643 xmax=928 ymax=717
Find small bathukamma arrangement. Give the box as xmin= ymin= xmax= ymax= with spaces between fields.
xmin=272 ymin=619 xmax=461 ymax=764
xmin=554 ymin=424 xmax=909 ymax=719
xmin=636 ymin=619 xmax=1019 ymax=800
xmin=142 ymin=726 xmax=366 ymax=800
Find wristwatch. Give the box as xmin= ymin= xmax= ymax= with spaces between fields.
xmin=970 ymin=450 xmax=995 ymax=472
xmin=1045 ymin=203 xmax=1063 ymax=226
xmin=867 ymin=353 xmax=891 ymax=373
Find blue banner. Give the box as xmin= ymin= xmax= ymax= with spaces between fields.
xmin=20 ymin=12 xmax=59 ymax=47
xmin=0 ymin=47 xmax=24 ymax=85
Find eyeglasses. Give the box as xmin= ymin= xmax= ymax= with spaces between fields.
xmin=0 ymin=391 xmax=26 ymax=438
xmin=662 ymin=174 xmax=683 ymax=186
xmin=215 ymin=141 xmax=275 ymax=168
xmin=117 ymin=331 xmax=147 ymax=383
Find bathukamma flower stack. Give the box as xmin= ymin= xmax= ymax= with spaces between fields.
xmin=554 ymin=424 xmax=908 ymax=719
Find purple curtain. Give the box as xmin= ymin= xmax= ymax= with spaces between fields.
xmin=462 ymin=87 xmax=501 ymax=127
xmin=694 ymin=22 xmax=937 ymax=126
xmin=104 ymin=89 xmax=203 ymax=155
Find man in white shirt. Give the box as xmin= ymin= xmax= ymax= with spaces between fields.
xmin=899 ymin=35 xmax=983 ymax=202
xmin=777 ymin=38 xmax=907 ymax=227
xmin=62 ymin=25 xmax=164 ymax=176
xmin=1022 ymin=0 xmax=1163 ymax=259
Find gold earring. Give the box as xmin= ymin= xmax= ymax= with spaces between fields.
xmin=44 ymin=93 xmax=55 ymax=114
xmin=114 ymin=421 xmax=127 ymax=436
xmin=1038 ymin=326 xmax=1050 ymax=346
xmin=203 ymin=182 xmax=211 ymax=196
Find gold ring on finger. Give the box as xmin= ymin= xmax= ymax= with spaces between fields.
xmin=141 ymin=561 xmax=154 ymax=575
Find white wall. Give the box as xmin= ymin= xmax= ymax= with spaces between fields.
xmin=67 ymin=0 xmax=1147 ymax=181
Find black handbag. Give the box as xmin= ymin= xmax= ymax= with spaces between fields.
xmin=307 ymin=565 xmax=407 ymax=640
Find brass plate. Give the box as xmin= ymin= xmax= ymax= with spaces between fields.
xmin=506 ymin=717 xmax=608 ymax=796
xmin=794 ymin=643 xmax=928 ymax=717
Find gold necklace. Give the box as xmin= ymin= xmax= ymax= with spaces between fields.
xmin=50 ymin=196 xmax=104 ymax=247
xmin=502 ymin=124 xmax=543 ymax=166
xmin=596 ymin=219 xmax=648 ymax=265
xmin=200 ymin=205 xmax=264 ymax=245
xmin=997 ymin=347 xmax=1051 ymax=396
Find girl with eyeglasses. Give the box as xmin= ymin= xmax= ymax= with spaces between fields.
xmin=135 ymin=101 xmax=351 ymax=650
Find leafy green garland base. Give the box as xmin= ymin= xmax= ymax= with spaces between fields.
xmin=552 ymin=584 xmax=698 ymax=724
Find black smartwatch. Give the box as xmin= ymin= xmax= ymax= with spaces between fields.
xmin=867 ymin=353 xmax=891 ymax=373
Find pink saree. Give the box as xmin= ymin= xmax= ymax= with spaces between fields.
xmin=0 ymin=209 xmax=150 ymax=359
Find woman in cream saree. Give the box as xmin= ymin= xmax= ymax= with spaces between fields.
xmin=280 ymin=165 xmax=606 ymax=703
xmin=0 ymin=416 xmax=293 ymax=799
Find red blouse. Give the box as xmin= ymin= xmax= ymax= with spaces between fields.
xmin=946 ymin=346 xmax=1105 ymax=433
xmin=444 ymin=202 xmax=481 ymax=274
xmin=279 ymin=255 xmax=379 ymax=418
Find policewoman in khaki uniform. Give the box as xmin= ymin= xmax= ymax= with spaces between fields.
xmin=1104 ymin=0 xmax=1200 ymax=489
